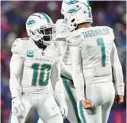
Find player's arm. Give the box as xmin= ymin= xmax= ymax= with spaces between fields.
xmin=69 ymin=45 xmax=94 ymax=109
xmin=51 ymin=57 xmax=68 ymax=118
xmin=111 ymin=42 xmax=124 ymax=104
xmin=9 ymin=54 xmax=23 ymax=98
xmin=60 ymin=61 xmax=72 ymax=81
xmin=69 ymin=45 xmax=84 ymax=99
xmin=55 ymin=19 xmax=72 ymax=80
xmin=9 ymin=38 xmax=25 ymax=116
xmin=55 ymin=19 xmax=69 ymax=40
xmin=56 ymin=38 xmax=72 ymax=82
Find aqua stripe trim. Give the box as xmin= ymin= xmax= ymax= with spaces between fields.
xmin=32 ymin=14 xmax=42 ymax=20
xmin=40 ymin=13 xmax=50 ymax=23
xmin=62 ymin=77 xmax=81 ymax=123
xmin=79 ymin=101 xmax=87 ymax=123
xmin=64 ymin=0 xmax=77 ymax=5
xmin=82 ymin=3 xmax=92 ymax=18
xmin=87 ymin=0 xmax=90 ymax=6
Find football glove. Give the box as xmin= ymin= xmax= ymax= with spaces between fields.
xmin=59 ymin=104 xmax=68 ymax=119
xmin=55 ymin=19 xmax=70 ymax=39
xmin=12 ymin=97 xmax=25 ymax=116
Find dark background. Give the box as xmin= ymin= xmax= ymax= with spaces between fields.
xmin=1 ymin=1 xmax=126 ymax=123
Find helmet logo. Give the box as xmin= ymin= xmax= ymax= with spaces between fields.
xmin=27 ymin=20 xmax=36 ymax=25
xmin=67 ymin=7 xmax=81 ymax=13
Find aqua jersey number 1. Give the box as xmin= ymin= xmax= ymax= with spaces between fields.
xmin=97 ymin=38 xmax=106 ymax=67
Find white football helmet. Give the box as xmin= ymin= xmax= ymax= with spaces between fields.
xmin=26 ymin=12 xmax=54 ymax=45
xmin=61 ymin=0 xmax=93 ymax=31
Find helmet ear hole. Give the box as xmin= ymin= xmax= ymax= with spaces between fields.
xmin=84 ymin=11 xmax=86 ymax=13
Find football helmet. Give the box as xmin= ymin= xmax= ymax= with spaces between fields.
xmin=61 ymin=0 xmax=93 ymax=31
xmin=26 ymin=12 xmax=54 ymax=45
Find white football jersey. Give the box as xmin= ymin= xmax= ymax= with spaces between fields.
xmin=67 ymin=26 xmax=124 ymax=95
xmin=11 ymin=37 xmax=61 ymax=93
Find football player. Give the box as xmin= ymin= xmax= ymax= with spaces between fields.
xmin=38 ymin=19 xmax=93 ymax=123
xmin=9 ymin=12 xmax=68 ymax=123
xmin=37 ymin=18 xmax=84 ymax=123
xmin=62 ymin=0 xmax=124 ymax=123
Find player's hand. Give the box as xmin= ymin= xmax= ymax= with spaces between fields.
xmin=55 ymin=19 xmax=69 ymax=39
xmin=114 ymin=95 xmax=124 ymax=104
xmin=59 ymin=105 xmax=68 ymax=119
xmin=82 ymin=99 xmax=95 ymax=109
xmin=12 ymin=97 xmax=25 ymax=116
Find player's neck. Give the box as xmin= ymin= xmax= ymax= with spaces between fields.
xmin=77 ymin=23 xmax=92 ymax=29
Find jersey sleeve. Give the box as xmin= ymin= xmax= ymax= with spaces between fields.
xmin=111 ymin=42 xmax=124 ymax=95
xmin=107 ymin=26 xmax=115 ymax=41
xmin=57 ymin=38 xmax=67 ymax=57
xmin=51 ymin=56 xmax=67 ymax=107
xmin=11 ymin=38 xmax=23 ymax=56
xmin=50 ymin=42 xmax=62 ymax=89
xmin=60 ymin=61 xmax=72 ymax=80
xmin=67 ymin=35 xmax=81 ymax=46
xmin=9 ymin=54 xmax=24 ymax=98
xmin=69 ymin=45 xmax=85 ymax=100
xmin=50 ymin=58 xmax=61 ymax=89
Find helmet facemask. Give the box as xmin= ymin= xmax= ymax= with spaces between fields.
xmin=40 ymin=26 xmax=55 ymax=43
xmin=29 ymin=25 xmax=55 ymax=45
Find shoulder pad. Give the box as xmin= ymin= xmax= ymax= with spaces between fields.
xmin=67 ymin=34 xmax=81 ymax=46
xmin=106 ymin=26 xmax=115 ymax=40
xmin=11 ymin=38 xmax=24 ymax=55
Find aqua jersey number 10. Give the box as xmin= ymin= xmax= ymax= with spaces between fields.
xmin=31 ymin=63 xmax=51 ymax=86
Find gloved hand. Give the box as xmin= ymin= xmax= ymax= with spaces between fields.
xmin=12 ymin=97 xmax=25 ymax=116
xmin=55 ymin=19 xmax=70 ymax=39
xmin=59 ymin=104 xmax=68 ymax=119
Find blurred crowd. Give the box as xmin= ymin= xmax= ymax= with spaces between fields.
xmin=1 ymin=1 xmax=126 ymax=123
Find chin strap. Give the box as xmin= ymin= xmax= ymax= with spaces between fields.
xmin=43 ymin=41 xmax=51 ymax=46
